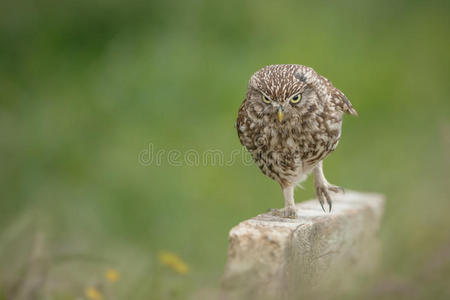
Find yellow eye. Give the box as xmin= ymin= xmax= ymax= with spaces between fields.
xmin=290 ymin=94 xmax=302 ymax=104
xmin=262 ymin=95 xmax=271 ymax=104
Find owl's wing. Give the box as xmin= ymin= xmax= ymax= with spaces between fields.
xmin=235 ymin=99 xmax=248 ymax=146
xmin=331 ymin=88 xmax=358 ymax=116
xmin=316 ymin=74 xmax=357 ymax=116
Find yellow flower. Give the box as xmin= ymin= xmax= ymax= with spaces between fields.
xmin=85 ymin=287 xmax=103 ymax=300
xmin=158 ymin=251 xmax=189 ymax=275
xmin=105 ymin=268 xmax=120 ymax=283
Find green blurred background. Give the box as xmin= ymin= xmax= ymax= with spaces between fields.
xmin=1 ymin=0 xmax=449 ymax=299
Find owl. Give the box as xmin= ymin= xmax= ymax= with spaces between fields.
xmin=236 ymin=64 xmax=357 ymax=218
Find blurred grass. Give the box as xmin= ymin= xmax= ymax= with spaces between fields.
xmin=0 ymin=0 xmax=450 ymax=299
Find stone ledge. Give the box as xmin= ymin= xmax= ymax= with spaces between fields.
xmin=222 ymin=191 xmax=385 ymax=299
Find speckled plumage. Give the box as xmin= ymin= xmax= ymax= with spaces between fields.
xmin=236 ymin=64 xmax=357 ymax=217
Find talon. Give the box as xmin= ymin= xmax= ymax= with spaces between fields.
xmin=317 ymin=189 xmax=326 ymax=212
xmin=313 ymin=162 xmax=338 ymax=213
xmin=319 ymin=201 xmax=326 ymax=213
xmin=316 ymin=186 xmax=334 ymax=213
xmin=323 ymin=189 xmax=332 ymax=213
xmin=328 ymin=185 xmax=344 ymax=194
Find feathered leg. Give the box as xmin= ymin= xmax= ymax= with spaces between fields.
xmin=282 ymin=185 xmax=297 ymax=218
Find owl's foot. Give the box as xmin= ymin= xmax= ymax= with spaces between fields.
xmin=268 ymin=207 xmax=297 ymax=218
xmin=283 ymin=206 xmax=298 ymax=219
xmin=315 ymin=184 xmax=344 ymax=213
xmin=313 ymin=161 xmax=344 ymax=213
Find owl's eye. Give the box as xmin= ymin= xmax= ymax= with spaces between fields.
xmin=290 ymin=94 xmax=302 ymax=104
xmin=262 ymin=95 xmax=271 ymax=104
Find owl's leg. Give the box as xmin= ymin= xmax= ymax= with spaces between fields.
xmin=313 ymin=161 xmax=344 ymax=212
xmin=282 ymin=185 xmax=297 ymax=218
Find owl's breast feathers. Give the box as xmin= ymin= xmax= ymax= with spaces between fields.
xmin=236 ymin=97 xmax=344 ymax=186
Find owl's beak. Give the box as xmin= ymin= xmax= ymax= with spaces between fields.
xmin=277 ymin=107 xmax=284 ymax=123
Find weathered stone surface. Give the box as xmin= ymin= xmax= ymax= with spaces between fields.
xmin=222 ymin=191 xmax=385 ymax=299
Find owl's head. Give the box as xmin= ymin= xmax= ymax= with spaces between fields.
xmin=246 ymin=64 xmax=326 ymax=124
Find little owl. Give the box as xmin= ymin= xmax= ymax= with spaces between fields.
xmin=236 ymin=64 xmax=357 ymax=218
